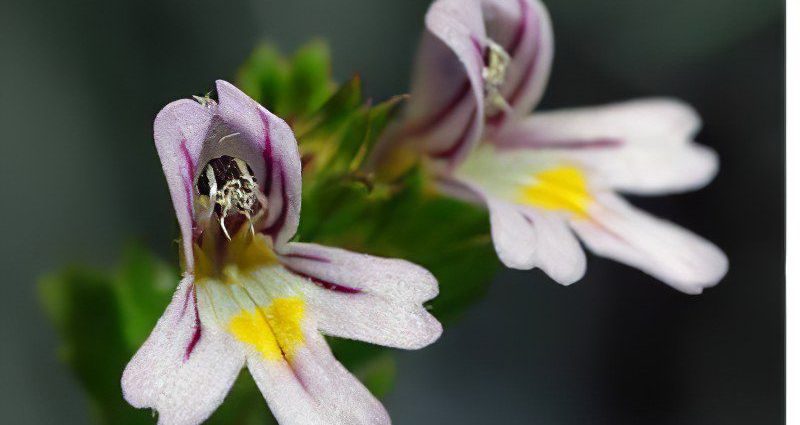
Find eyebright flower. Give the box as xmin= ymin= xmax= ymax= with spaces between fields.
xmin=378 ymin=0 xmax=728 ymax=293
xmin=122 ymin=80 xmax=442 ymax=425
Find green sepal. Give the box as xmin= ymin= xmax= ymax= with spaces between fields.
xmin=285 ymin=40 xmax=334 ymax=118
xmin=236 ymin=43 xmax=290 ymax=115
xmin=237 ymin=40 xmax=334 ymax=122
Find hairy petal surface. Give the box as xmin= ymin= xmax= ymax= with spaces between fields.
xmin=570 ymin=192 xmax=728 ymax=294
xmin=121 ymin=277 xmax=244 ymax=425
xmin=278 ymin=243 xmax=443 ymax=349
xmin=248 ymin=325 xmax=390 ymax=425
xmin=217 ymin=284 xmax=389 ymax=425
xmin=493 ymin=99 xmax=719 ymax=195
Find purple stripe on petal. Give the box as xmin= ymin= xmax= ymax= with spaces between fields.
xmin=284 ymin=265 xmax=362 ymax=294
xmin=487 ymin=0 xmax=537 ymax=128
xmin=471 ymin=35 xmax=486 ymax=100
xmin=179 ymin=282 xmax=194 ymax=317
xmin=505 ymin=0 xmax=529 ymax=57
xmin=428 ymin=108 xmax=478 ymax=159
xmin=286 ymin=362 xmax=311 ymax=392
xmin=258 ymin=109 xmax=274 ymax=192
xmin=282 ymin=253 xmax=331 ymax=263
xmin=405 ymin=80 xmax=471 ymax=137
xmin=183 ymin=286 xmax=202 ymax=361
xmin=522 ymin=212 xmax=534 ymax=225
xmin=182 ymin=179 xmax=194 ymax=226
xmin=180 ymin=139 xmax=197 ymax=181
xmin=498 ymin=138 xmax=624 ymax=151
xmin=180 ymin=139 xmax=196 ymax=225
xmin=471 ymin=36 xmax=485 ymax=72
xmin=262 ymin=169 xmax=288 ymax=238
xmin=406 ymin=34 xmax=484 ymax=142
xmin=184 ymin=315 xmax=202 ymax=361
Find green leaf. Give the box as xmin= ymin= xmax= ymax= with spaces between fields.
xmin=286 ymin=40 xmax=334 ymax=118
xmin=205 ymin=373 xmax=276 ymax=425
xmin=237 ymin=40 xmax=335 ymax=121
xmin=40 ymin=268 xmax=154 ymax=425
xmin=113 ymin=245 xmax=177 ymax=351
xmin=236 ymin=43 xmax=290 ymax=115
xmin=359 ymin=95 xmax=405 ymax=167
xmin=328 ymin=338 xmax=396 ymax=398
xmin=352 ymin=352 xmax=397 ymax=398
xmin=39 ymin=245 xmax=180 ymax=425
xmin=296 ymin=75 xmax=363 ymax=139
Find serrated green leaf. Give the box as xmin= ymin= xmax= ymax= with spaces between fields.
xmin=296 ymin=75 xmax=363 ymax=139
xmin=354 ymin=95 xmax=405 ymax=169
xmin=328 ymin=107 xmax=370 ymax=172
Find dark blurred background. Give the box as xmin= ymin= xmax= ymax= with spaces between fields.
xmin=1 ymin=0 xmax=784 ymax=424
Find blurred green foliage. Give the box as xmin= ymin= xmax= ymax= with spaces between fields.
xmin=40 ymin=41 xmax=499 ymax=425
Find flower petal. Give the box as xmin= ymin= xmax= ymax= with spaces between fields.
xmin=246 ymin=331 xmax=390 ymax=425
xmin=220 ymin=285 xmax=390 ymax=425
xmin=215 ymin=80 xmax=302 ymax=247
xmin=276 ymin=243 xmax=443 ymax=349
xmin=438 ymin=178 xmax=586 ymax=285
xmin=401 ymin=0 xmax=487 ymax=168
xmin=570 ymin=192 xmax=728 ymax=294
xmin=493 ymin=99 xmax=719 ymax=195
xmin=153 ymin=100 xmax=214 ymax=271
xmin=122 ymin=277 xmax=245 ymax=425
xmin=482 ymin=0 xmax=554 ymax=128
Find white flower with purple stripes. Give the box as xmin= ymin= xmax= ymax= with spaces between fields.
xmin=121 ymin=80 xmax=442 ymax=425
xmin=379 ymin=0 xmax=728 ymax=293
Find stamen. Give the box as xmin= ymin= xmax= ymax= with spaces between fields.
xmin=220 ymin=215 xmax=232 ymax=241
xmin=196 ymin=155 xmax=262 ymax=239
xmin=218 ymin=133 xmax=241 ymax=145
xmin=193 ymin=92 xmax=216 ymax=108
xmin=482 ymin=40 xmax=513 ymax=116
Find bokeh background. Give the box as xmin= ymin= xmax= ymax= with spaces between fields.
xmin=1 ymin=0 xmax=784 ymax=424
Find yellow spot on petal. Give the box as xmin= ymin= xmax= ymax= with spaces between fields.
xmin=517 ymin=166 xmax=591 ymax=218
xmin=228 ymin=297 xmax=306 ymax=361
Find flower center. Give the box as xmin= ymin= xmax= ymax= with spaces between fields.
xmin=196 ymin=155 xmax=263 ymax=239
xmin=193 ymin=155 xmax=276 ymax=281
xmin=482 ymin=39 xmax=512 ymax=116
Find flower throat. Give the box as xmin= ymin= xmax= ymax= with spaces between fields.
xmin=196 ymin=155 xmax=262 ymax=239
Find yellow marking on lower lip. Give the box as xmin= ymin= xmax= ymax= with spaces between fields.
xmin=517 ymin=165 xmax=591 ymax=218
xmin=228 ymin=297 xmax=306 ymax=361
